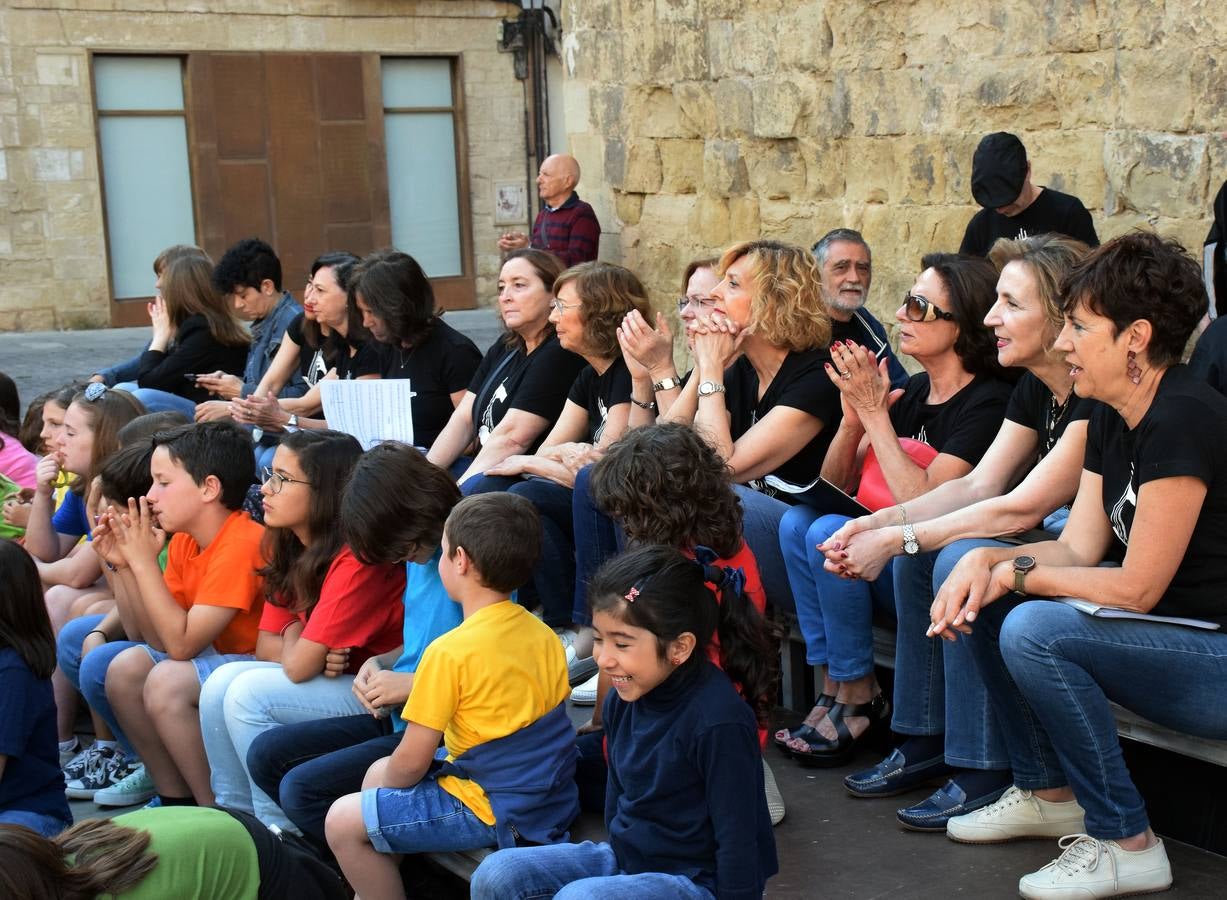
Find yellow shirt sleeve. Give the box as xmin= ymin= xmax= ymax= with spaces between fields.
xmin=402 ymin=641 xmax=461 ymax=732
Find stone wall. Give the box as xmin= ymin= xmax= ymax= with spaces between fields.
xmin=0 ymin=0 xmax=525 ymax=330
xmin=560 ymin=0 xmax=1227 ymax=337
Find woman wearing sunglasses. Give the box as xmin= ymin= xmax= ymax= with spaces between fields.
xmin=776 ymin=252 xmax=1011 ymax=767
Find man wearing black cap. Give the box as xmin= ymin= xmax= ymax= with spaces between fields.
xmin=959 ymin=132 xmax=1099 ymax=257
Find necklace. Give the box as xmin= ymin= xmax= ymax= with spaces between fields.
xmin=1045 ymin=390 xmax=1072 ymax=453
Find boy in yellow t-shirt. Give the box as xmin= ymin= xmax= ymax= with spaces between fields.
xmin=326 ymin=493 xmax=572 ymax=899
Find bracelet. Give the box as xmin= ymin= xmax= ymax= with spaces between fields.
xmin=652 ymin=375 xmax=682 ymax=393
xmin=85 ymin=630 xmax=108 ymax=643
xmin=629 ymin=397 xmax=657 ymax=411
xmin=896 ymin=504 xmax=908 ymax=526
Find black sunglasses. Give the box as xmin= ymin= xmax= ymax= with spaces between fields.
xmin=903 ymin=292 xmax=955 ymax=323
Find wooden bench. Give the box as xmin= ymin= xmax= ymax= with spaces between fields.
xmin=779 ymin=617 xmax=1227 ymax=767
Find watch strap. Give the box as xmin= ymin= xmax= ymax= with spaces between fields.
xmin=652 ymin=375 xmax=682 ymax=393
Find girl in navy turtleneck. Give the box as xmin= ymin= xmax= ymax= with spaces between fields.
xmin=471 ymin=544 xmax=779 ymax=900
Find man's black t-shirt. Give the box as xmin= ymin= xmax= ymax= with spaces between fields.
xmin=959 ymin=187 xmax=1099 ymax=257
xmin=376 ymin=320 xmax=482 ymax=449
xmin=469 ymin=335 xmax=587 ymax=451
xmin=565 ymin=357 xmax=633 ymax=444
xmin=1083 ymin=366 xmax=1227 ymax=622
xmin=725 ymin=348 xmax=843 ymax=492
xmin=1004 ymin=371 xmax=1098 ymax=459
xmin=1187 ymin=316 xmax=1227 ymax=397
xmin=888 ymin=373 xmax=1012 ymax=464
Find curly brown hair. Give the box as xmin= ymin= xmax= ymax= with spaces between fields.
xmin=590 ymin=423 xmax=742 ymax=558
xmin=553 ymin=261 xmax=652 ymax=359
xmin=718 ymin=240 xmax=831 ymax=351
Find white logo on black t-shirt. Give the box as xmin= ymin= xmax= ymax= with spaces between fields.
xmin=593 ymin=397 xmax=609 ymax=444
xmin=479 ymin=380 xmax=509 ymax=444
xmin=1109 ymin=463 xmax=1137 ymax=546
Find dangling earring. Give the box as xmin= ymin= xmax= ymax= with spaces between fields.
xmin=1127 ymin=350 xmax=1142 ymax=385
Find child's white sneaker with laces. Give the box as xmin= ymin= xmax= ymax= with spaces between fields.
xmin=1019 ymin=833 xmax=1172 ymax=899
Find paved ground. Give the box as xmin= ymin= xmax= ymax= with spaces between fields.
xmin=0 ymin=307 xmax=503 ymax=415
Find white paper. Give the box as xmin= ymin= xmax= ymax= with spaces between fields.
xmin=319 ymin=379 xmax=416 ymax=451
xmin=1058 ymin=597 xmax=1220 ymax=631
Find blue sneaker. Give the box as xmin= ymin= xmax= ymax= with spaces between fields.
xmin=94 ymin=763 xmax=157 ymax=808
xmin=141 ymin=796 xmax=164 ymax=810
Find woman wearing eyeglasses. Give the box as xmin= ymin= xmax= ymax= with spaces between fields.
xmin=776 ymin=252 xmax=1011 ymax=767
xmin=198 ymin=430 xmax=406 ymax=833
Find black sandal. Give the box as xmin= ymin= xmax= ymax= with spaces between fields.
xmin=789 ymin=694 xmax=891 ymax=768
xmin=773 ymin=692 xmax=836 ymax=755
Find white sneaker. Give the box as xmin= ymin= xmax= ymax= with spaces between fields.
xmin=556 ymin=628 xmax=598 ymax=685
xmin=570 ymin=671 xmax=599 ymax=706
xmin=63 ymin=745 xmax=129 ymax=799
xmin=59 ymin=738 xmax=82 ymax=767
xmin=947 ymin=785 xmax=1085 ymax=844
xmin=1019 ymin=834 xmax=1172 ymax=899
xmin=93 ymin=763 xmax=157 ymax=808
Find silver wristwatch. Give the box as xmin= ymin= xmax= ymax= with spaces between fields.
xmin=902 ymin=523 xmax=920 ymax=556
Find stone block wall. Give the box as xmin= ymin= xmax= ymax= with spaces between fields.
xmin=561 ymin=0 xmax=1227 ymax=340
xmin=0 ymin=0 xmax=525 ymax=330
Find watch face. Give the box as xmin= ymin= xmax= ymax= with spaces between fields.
xmin=1015 ymin=555 xmax=1036 ymax=570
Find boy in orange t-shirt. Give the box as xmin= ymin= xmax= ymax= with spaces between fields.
xmin=92 ymin=422 xmax=265 ymax=808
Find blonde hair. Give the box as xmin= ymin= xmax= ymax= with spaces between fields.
xmin=988 ymin=234 xmax=1091 ymax=331
xmin=717 ymin=240 xmax=831 ymax=351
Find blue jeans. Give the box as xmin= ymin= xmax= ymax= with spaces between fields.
xmin=248 ymin=714 xmax=397 ymax=850
xmin=734 ymin=485 xmax=795 ymax=614
xmin=64 ymin=619 xmax=138 ymax=756
xmin=472 ymin=841 xmax=714 ymax=899
xmin=891 ymin=538 xmax=1009 ymax=770
xmin=970 ymin=597 xmax=1227 ymax=839
xmin=571 ymin=464 xmax=624 ymax=627
xmin=97 ymin=351 xmax=144 ymax=387
xmin=779 ymin=507 xmax=894 ymax=680
xmin=0 ymin=809 xmax=71 ymax=837
xmin=113 ymin=383 xmax=198 ymax=418
xmin=361 ymin=775 xmax=497 ymax=854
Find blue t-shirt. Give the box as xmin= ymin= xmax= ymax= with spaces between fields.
xmin=390 ymin=550 xmax=462 ymax=732
xmin=51 ymin=490 xmax=90 ymax=541
xmin=0 ymin=648 xmax=71 ymax=824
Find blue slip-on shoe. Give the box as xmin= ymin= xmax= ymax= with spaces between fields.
xmin=844 ymin=747 xmax=953 ymax=798
xmin=896 ymin=777 xmax=1010 ymax=832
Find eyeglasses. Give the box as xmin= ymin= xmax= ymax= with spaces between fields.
xmin=676 ymin=295 xmax=718 ymax=314
xmin=260 ymin=466 xmax=314 ymax=494
xmin=903 ymin=292 xmax=955 ymax=323
xmin=549 ymin=298 xmax=581 ymax=312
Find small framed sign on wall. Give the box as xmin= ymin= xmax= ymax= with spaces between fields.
xmin=494 ymin=180 xmax=528 ymax=226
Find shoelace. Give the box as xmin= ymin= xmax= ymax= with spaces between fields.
xmin=981 ymin=786 xmax=1030 ymax=818
xmin=64 ymin=745 xmax=99 ymax=777
xmin=81 ymin=746 xmax=111 ymax=782
xmin=1052 ymin=834 xmax=1116 ymax=891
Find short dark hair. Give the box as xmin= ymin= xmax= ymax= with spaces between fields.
xmin=1061 ymin=231 xmax=1207 ymax=368
xmin=150 ymin=422 xmax=254 ymax=511
xmin=444 ymin=493 xmax=540 ymax=594
xmin=351 ymin=249 xmax=437 ymax=349
xmin=98 ymin=442 xmax=156 ymax=506
xmin=920 ymin=252 xmax=1005 ymax=380
xmin=117 ymin=411 xmax=191 ymax=448
xmin=213 ymin=237 xmax=283 ymax=294
xmin=0 ymin=540 xmax=56 ymax=679
xmin=812 ymin=228 xmax=872 ymax=267
xmin=342 ymin=443 xmax=461 ymax=565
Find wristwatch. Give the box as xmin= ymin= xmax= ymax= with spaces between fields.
xmin=1013 ymin=555 xmax=1037 ymax=594
xmin=902 ymin=523 xmax=920 ymax=556
xmin=652 ymin=375 xmax=682 ymax=393
xmin=284 ymin=413 xmax=300 ymax=433
xmin=697 ymin=381 xmax=726 ymax=397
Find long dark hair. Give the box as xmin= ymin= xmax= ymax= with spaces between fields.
xmin=302 ymin=251 xmax=362 ymax=361
xmin=591 ymin=423 xmax=742 ymax=557
xmin=920 ymin=252 xmax=1008 ymax=380
xmin=0 ymin=540 xmax=57 ymax=679
xmin=0 ymin=819 xmax=157 ymax=900
xmin=588 ymin=544 xmax=780 ymax=727
xmin=0 ymin=373 xmax=18 ymax=452
xmin=259 ymin=431 xmax=364 ymax=615
xmin=351 ymin=249 xmax=438 ymax=350
xmin=499 ymin=249 xmax=566 ymax=352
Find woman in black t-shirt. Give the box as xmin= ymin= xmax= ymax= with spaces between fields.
xmin=778 ymin=253 xmax=1012 ymax=767
xmin=805 ymin=236 xmax=1095 ymax=826
xmin=930 ymin=232 xmax=1227 ymax=898
xmin=426 ymin=250 xmax=585 ymax=482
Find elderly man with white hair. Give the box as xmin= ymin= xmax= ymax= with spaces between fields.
xmin=499 ymin=153 xmax=601 ymax=266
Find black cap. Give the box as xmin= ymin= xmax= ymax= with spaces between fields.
xmin=971 ymin=132 xmax=1028 ymax=209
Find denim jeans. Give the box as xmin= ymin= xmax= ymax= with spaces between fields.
xmin=201 ymin=662 xmax=366 ymax=833
xmin=779 ymin=507 xmax=894 ymax=680
xmin=970 ymin=596 xmax=1227 ymax=839
xmin=891 ymin=538 xmax=1010 ymax=770
xmin=571 ymin=464 xmax=624 ymax=627
xmin=248 ymin=714 xmax=398 ymax=850
xmin=0 ymin=809 xmax=71 ymax=837
xmin=72 ymin=632 xmax=141 ymax=756
xmin=734 ymin=485 xmax=795 ymax=614
xmin=361 ymin=776 xmax=497 ymax=854
xmin=113 ymin=383 xmax=198 ymax=418
xmin=472 ymin=841 xmax=714 ymax=900
xmin=97 ymin=352 xmax=144 ymax=387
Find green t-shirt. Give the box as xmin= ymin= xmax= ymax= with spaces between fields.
xmin=108 ymin=807 xmax=260 ymax=900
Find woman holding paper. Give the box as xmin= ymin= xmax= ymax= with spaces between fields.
xmin=929 ymin=232 xmax=1227 ymax=899
xmin=775 ymin=253 xmax=1010 ymax=767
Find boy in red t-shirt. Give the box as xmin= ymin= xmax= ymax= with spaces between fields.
xmin=89 ymin=422 xmax=265 ymax=808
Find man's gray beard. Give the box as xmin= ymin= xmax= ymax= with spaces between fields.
xmin=824 ymin=291 xmax=866 ymax=318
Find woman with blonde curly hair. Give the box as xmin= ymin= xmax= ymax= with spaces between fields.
xmin=659 ymin=239 xmax=844 ymax=614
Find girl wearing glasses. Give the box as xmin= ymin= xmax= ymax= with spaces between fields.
xmin=776 ymin=253 xmax=1011 ymax=767
xmin=198 ymin=430 xmax=407 ymax=835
